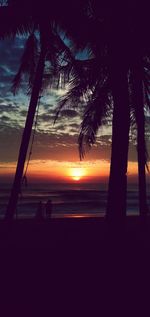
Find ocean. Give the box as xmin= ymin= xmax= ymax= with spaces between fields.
xmin=0 ymin=181 xmax=149 ymax=218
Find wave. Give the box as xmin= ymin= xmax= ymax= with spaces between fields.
xmin=0 ymin=182 xmax=148 ymax=218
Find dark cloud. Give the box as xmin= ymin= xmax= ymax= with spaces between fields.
xmin=61 ymin=109 xmax=79 ymax=118
xmin=0 ymin=37 xmax=25 ymax=71
xmin=0 ymin=115 xmax=10 ymax=122
xmin=0 ymin=126 xmax=23 ymax=161
xmin=20 ymin=110 xmax=27 ymax=116
xmin=38 ymin=113 xmax=52 ymax=122
xmin=71 ymin=123 xmax=80 ymax=129
xmin=42 ymin=104 xmax=54 ymax=110
xmin=0 ymin=103 xmax=18 ymax=112
xmin=0 ymin=38 xmax=26 ymax=97
xmin=98 ymin=135 xmax=112 ymax=145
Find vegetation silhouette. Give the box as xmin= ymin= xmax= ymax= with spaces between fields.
xmin=92 ymin=0 xmax=150 ymax=217
xmin=1 ymin=1 xmax=81 ymax=219
xmin=0 ymin=1 xmax=149 ymax=218
xmin=56 ymin=0 xmax=150 ymax=218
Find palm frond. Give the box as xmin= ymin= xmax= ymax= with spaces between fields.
xmin=129 ymin=68 xmax=149 ymax=169
xmin=41 ymin=31 xmax=77 ymax=91
xmin=78 ymin=81 xmax=111 ymax=159
xmin=143 ymin=80 xmax=150 ymax=110
xmin=143 ymin=74 xmax=150 ymax=110
xmin=145 ymin=142 xmax=149 ymax=172
xmin=54 ymin=57 xmax=108 ymax=122
xmin=12 ymin=33 xmax=38 ymax=94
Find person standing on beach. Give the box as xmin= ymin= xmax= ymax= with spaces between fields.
xmin=35 ymin=201 xmax=44 ymax=220
xmin=45 ymin=199 xmax=52 ymax=219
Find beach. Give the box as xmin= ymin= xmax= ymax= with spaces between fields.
xmin=1 ymin=183 xmax=150 ymax=315
xmin=0 ymin=214 xmax=149 ymax=245
xmin=0 ymin=216 xmax=150 ymax=315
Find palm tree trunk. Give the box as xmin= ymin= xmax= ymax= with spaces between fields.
xmin=6 ymin=43 xmax=46 ymax=219
xmin=132 ymin=66 xmax=148 ymax=215
xmin=106 ymin=68 xmax=130 ymax=219
xmin=137 ymin=111 xmax=148 ymax=215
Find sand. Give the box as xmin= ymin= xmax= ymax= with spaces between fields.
xmin=0 ymin=216 xmax=150 ymax=315
xmin=0 ymin=215 xmax=149 ymax=247
xmin=1 ymin=215 xmax=149 ymax=288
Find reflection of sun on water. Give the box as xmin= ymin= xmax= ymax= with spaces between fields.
xmin=70 ymin=167 xmax=85 ymax=181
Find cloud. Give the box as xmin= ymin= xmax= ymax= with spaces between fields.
xmin=0 ymin=37 xmax=26 ymax=94
xmin=0 ymin=115 xmax=11 ymax=122
xmin=61 ymin=109 xmax=79 ymax=118
xmin=0 ymin=103 xmax=19 ymax=112
xmin=38 ymin=113 xmax=53 ymax=122
xmin=0 ymin=126 xmax=23 ymax=161
xmin=0 ymin=35 xmax=146 ymax=168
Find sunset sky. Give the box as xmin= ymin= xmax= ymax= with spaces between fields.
xmin=0 ymin=36 xmax=148 ymax=183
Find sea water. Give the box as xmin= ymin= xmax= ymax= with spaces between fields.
xmin=0 ymin=182 xmax=149 ymax=218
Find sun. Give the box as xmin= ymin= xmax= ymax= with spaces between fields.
xmin=70 ymin=167 xmax=85 ymax=181
xmin=72 ymin=175 xmax=81 ymax=181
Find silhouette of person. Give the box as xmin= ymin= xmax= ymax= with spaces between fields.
xmin=35 ymin=201 xmax=44 ymax=220
xmin=45 ymin=199 xmax=52 ymax=219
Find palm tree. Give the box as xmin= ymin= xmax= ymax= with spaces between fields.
xmin=6 ymin=25 xmax=49 ymax=218
xmin=0 ymin=3 xmax=36 ymax=218
xmin=88 ymin=1 xmax=150 ymax=217
xmin=54 ymin=2 xmax=130 ymax=218
xmin=56 ymin=56 xmax=130 ymax=219
xmin=126 ymin=4 xmax=150 ymax=216
xmin=1 ymin=1 xmax=78 ymax=219
xmin=130 ymin=61 xmax=149 ymax=215
xmin=55 ymin=1 xmax=150 ymax=218
xmin=6 ymin=34 xmax=76 ymax=218
xmin=89 ymin=0 xmax=149 ymax=218
xmin=55 ymin=3 xmax=131 ymax=218
xmin=1 ymin=0 xmax=150 ymax=218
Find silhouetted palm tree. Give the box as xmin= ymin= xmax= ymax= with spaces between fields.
xmin=77 ymin=59 xmax=150 ymax=216
xmin=1 ymin=1 xmax=77 ymax=218
xmin=56 ymin=1 xmax=150 ymax=217
xmin=91 ymin=0 xmax=150 ymax=218
xmin=130 ymin=61 xmax=150 ymax=215
xmin=55 ymin=2 xmax=130 ymax=218
xmin=56 ymin=56 xmax=130 ymax=218
xmin=6 ymin=26 xmax=50 ymax=218
xmin=1 ymin=1 xmax=150 ymax=218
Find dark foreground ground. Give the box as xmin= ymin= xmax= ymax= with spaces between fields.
xmin=0 ymin=216 xmax=150 ymax=316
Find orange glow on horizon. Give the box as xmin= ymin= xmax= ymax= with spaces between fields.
xmin=0 ymin=159 xmax=142 ymax=182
